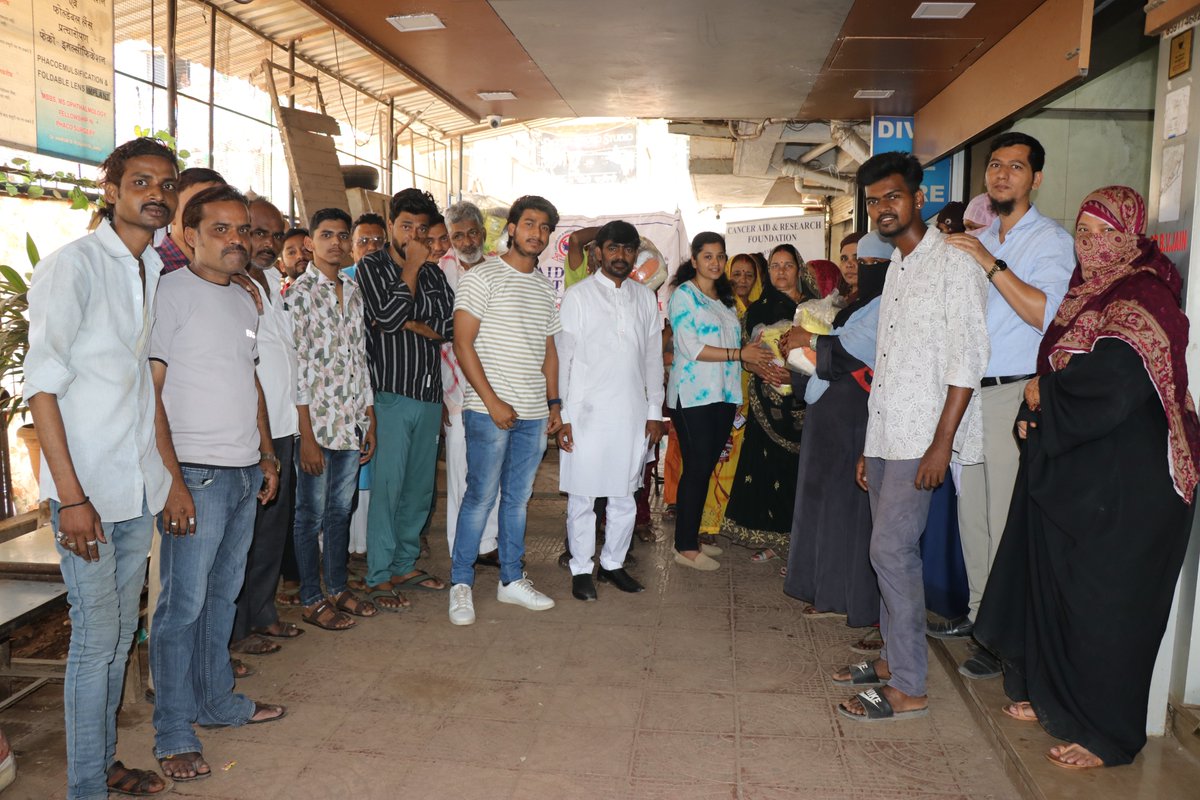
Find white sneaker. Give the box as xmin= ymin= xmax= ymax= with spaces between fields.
xmin=496 ymin=573 xmax=556 ymax=611
xmin=448 ymin=583 xmax=475 ymax=625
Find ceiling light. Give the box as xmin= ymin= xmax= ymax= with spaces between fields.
xmin=854 ymin=89 xmax=894 ymax=99
xmin=477 ymin=91 xmax=517 ymax=101
xmin=386 ymin=13 xmax=445 ymax=32
xmin=912 ymin=2 xmax=975 ymax=19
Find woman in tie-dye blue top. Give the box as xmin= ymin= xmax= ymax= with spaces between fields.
xmin=666 ymin=232 xmax=774 ymax=571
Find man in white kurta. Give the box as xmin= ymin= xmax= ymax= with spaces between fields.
xmin=556 ymin=220 xmax=666 ymax=600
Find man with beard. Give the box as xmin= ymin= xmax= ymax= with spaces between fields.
xmin=149 ymin=185 xmax=285 ymax=781
xmin=27 ymin=137 xmax=178 ymax=800
xmin=440 ymin=201 xmax=501 ymax=566
xmin=448 ymin=195 xmax=564 ymax=625
xmin=231 ymin=198 xmax=304 ymax=657
xmin=279 ymin=227 xmax=310 ymax=287
xmin=356 ymin=189 xmax=453 ymax=603
xmin=556 ymin=220 xmax=664 ymax=601
xmin=155 ymin=167 xmax=225 ymax=274
xmin=935 ymin=132 xmax=1075 ymax=679
xmin=834 ymin=152 xmax=988 ymax=723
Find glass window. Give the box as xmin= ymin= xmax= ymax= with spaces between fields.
xmin=175 ymin=1 xmax=213 ymax=103
xmin=212 ymin=109 xmax=274 ymax=195
xmin=176 ymin=96 xmax=211 ymax=168
xmin=212 ymin=15 xmax=272 ymax=122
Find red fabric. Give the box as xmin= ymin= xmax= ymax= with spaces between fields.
xmin=806 ymin=260 xmax=840 ymax=298
xmin=1038 ymin=185 xmax=1200 ymax=501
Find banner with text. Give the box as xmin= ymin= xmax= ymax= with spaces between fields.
xmin=539 ymin=211 xmax=689 ymax=306
xmin=724 ymin=215 xmax=827 ymax=263
xmin=0 ymin=0 xmax=114 ymax=164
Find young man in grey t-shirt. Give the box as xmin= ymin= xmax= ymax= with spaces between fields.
xmin=148 ymin=185 xmax=286 ymax=782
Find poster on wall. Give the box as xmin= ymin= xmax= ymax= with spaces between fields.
xmin=724 ymin=215 xmax=827 ymax=263
xmin=0 ymin=0 xmax=114 ymax=164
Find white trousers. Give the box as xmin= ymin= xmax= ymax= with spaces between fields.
xmin=349 ymin=489 xmax=369 ymax=553
xmin=567 ymin=493 xmax=635 ymax=576
xmin=445 ymin=411 xmax=499 ymax=554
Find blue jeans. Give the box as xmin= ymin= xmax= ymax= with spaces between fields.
xmin=54 ymin=497 xmax=154 ymax=800
xmin=151 ymin=465 xmax=258 ymax=758
xmin=451 ymin=411 xmax=547 ymax=586
xmin=294 ymin=447 xmax=360 ymax=606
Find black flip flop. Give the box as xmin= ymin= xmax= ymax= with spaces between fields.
xmin=837 ymin=688 xmax=929 ymax=722
xmin=832 ymin=661 xmax=888 ymax=686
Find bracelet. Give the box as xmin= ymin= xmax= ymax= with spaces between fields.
xmin=547 ymin=398 xmax=562 ymax=408
xmin=59 ymin=496 xmax=90 ymax=511
xmin=259 ymin=452 xmax=280 ymax=471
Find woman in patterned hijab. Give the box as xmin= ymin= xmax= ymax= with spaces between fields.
xmin=975 ymin=186 xmax=1200 ymax=769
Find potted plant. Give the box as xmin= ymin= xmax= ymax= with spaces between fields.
xmin=1 ymin=236 xmax=36 ymax=484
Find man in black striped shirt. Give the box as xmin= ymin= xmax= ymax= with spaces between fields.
xmin=356 ymin=188 xmax=454 ymax=600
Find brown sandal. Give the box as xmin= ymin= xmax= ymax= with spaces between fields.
xmin=230 ymin=634 xmax=282 ymax=655
xmin=332 ymin=589 xmax=378 ymax=618
xmin=302 ymin=598 xmax=356 ymax=631
xmin=157 ymin=752 xmax=210 ymax=783
xmin=107 ymin=760 xmax=171 ymax=796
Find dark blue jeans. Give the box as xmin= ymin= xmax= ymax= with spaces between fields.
xmin=151 ymin=465 xmax=259 ymax=758
xmin=294 ymin=447 xmax=360 ymax=606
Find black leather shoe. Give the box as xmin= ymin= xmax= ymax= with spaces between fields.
xmin=597 ymin=567 xmax=644 ymax=593
xmin=572 ymin=573 xmax=597 ymax=601
xmin=557 ymin=550 xmax=571 ymax=569
xmin=959 ymin=649 xmax=1002 ymax=680
xmin=926 ymin=615 xmax=974 ymax=640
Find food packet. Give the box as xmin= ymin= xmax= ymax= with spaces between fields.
xmin=752 ymin=320 xmax=793 ymax=396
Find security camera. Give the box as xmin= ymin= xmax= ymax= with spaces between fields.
xmin=485 ymin=115 xmax=503 ymax=129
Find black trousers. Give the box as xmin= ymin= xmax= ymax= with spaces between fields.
xmin=232 ymin=434 xmax=297 ymax=641
xmin=669 ymin=401 xmax=736 ymax=552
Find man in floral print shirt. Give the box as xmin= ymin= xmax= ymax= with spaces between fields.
xmin=287 ymin=207 xmax=382 ymax=629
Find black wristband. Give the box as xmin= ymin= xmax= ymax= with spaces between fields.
xmin=59 ymin=496 xmax=90 ymax=511
xmin=547 ymin=398 xmax=562 ymax=408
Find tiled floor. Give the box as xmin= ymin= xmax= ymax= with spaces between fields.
xmin=5 ymin=453 xmax=1022 ymax=799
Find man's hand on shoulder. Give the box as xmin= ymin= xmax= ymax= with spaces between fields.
xmin=944 ymin=234 xmax=993 ymax=271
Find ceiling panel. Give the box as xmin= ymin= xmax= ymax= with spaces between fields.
xmin=488 ymin=0 xmax=856 ymax=118
xmin=829 ymin=37 xmax=984 ymax=72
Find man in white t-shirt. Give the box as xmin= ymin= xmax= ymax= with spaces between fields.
xmin=448 ymin=195 xmax=564 ymax=625
xmin=440 ymin=201 xmax=501 ymax=565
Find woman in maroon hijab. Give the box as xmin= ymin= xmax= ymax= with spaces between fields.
xmin=975 ymin=186 xmax=1200 ymax=769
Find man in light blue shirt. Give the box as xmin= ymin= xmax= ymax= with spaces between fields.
xmin=939 ymin=132 xmax=1076 ymax=680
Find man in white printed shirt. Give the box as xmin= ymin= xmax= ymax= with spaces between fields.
xmin=835 ymin=152 xmax=989 ymax=723
xmin=27 ymin=137 xmax=178 ymax=800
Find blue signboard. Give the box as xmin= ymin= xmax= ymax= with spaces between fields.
xmin=921 ymin=157 xmax=953 ymax=221
xmin=871 ymin=116 xmax=914 ymax=156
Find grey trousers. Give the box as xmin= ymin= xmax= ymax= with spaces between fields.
xmin=956 ymin=380 xmax=1027 ymax=621
xmin=866 ymin=457 xmax=934 ymax=698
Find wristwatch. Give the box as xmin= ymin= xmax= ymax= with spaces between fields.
xmin=259 ymin=451 xmax=281 ymax=472
xmin=986 ymin=259 xmax=1009 ymax=283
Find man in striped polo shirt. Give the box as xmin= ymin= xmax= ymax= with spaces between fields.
xmin=356 ymin=189 xmax=455 ymax=601
xmin=448 ymin=195 xmax=565 ymax=625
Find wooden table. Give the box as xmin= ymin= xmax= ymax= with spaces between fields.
xmin=0 ymin=526 xmax=61 ymax=580
xmin=0 ymin=579 xmax=68 ymax=711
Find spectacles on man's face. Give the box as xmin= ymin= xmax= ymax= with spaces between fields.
xmin=356 ymin=236 xmax=387 ymax=247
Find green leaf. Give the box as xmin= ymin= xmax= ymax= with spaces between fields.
xmin=26 ymin=234 xmax=40 ymax=268
xmin=0 ymin=264 xmax=24 ymax=286
xmin=4 ymin=184 xmax=17 ymax=196
xmin=11 ymin=157 xmax=26 ymax=166
xmin=27 ymin=185 xmax=43 ymax=198
xmin=69 ymin=189 xmax=90 ymax=210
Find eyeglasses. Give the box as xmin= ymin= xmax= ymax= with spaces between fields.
xmin=355 ymin=236 xmax=387 ymax=247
